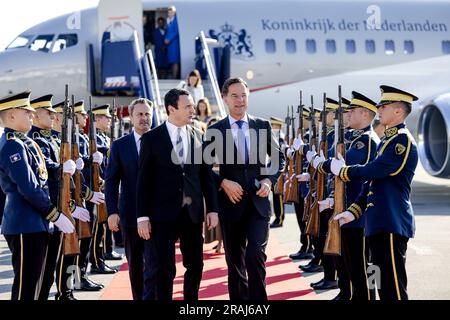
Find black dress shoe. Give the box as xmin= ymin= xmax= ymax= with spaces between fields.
xmin=270 ymin=220 xmax=283 ymax=228
xmin=57 ymin=292 xmax=77 ymax=300
xmin=313 ymin=280 xmax=339 ymax=290
xmin=74 ymin=277 xmax=104 ymax=291
xmin=104 ymin=251 xmax=124 ymax=260
xmin=332 ymin=293 xmax=350 ymax=300
xmin=310 ymin=278 xmax=324 ymax=288
xmin=300 ymin=263 xmax=324 ymax=273
xmin=90 ymin=264 xmax=118 ymax=274
xmin=289 ymin=251 xmax=314 ymax=260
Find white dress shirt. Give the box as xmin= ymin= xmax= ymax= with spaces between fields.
xmin=166 ymin=120 xmax=188 ymax=164
xmin=137 ymin=121 xmax=189 ymax=224
xmin=133 ymin=130 xmax=142 ymax=155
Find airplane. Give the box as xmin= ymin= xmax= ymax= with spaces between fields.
xmin=0 ymin=0 xmax=449 ymax=178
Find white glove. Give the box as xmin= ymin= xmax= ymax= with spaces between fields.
xmin=333 ymin=210 xmax=355 ymax=226
xmin=331 ymin=153 xmax=346 ymax=176
xmin=63 ymin=160 xmax=76 ymax=176
xmin=318 ymin=198 xmax=334 ymax=212
xmin=89 ymin=191 xmax=105 ymax=204
xmin=92 ymin=151 xmax=104 ymax=164
xmin=313 ymin=150 xmax=325 ymax=169
xmin=292 ymin=137 xmax=304 ymax=151
xmin=75 ymin=158 xmax=84 ymax=171
xmin=306 ymin=145 xmax=317 ymax=163
xmin=296 ymin=173 xmax=310 ymax=182
xmin=54 ymin=214 xmax=75 ymax=233
xmin=286 ymin=147 xmax=295 ymax=159
xmin=72 ymin=206 xmax=90 ymax=222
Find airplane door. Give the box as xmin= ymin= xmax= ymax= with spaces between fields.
xmin=97 ymin=0 xmax=144 ymax=53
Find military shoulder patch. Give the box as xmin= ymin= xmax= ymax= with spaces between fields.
xmin=395 ymin=143 xmax=406 ymax=155
xmin=9 ymin=153 xmax=21 ymax=163
xmin=355 ymin=141 xmax=365 ymax=150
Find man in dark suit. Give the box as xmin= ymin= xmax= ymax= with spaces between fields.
xmin=136 ymin=88 xmax=219 ymax=301
xmin=106 ymin=98 xmax=153 ymax=300
xmin=206 ymin=77 xmax=284 ymax=300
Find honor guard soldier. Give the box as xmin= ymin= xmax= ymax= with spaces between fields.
xmin=0 ymin=91 xmax=75 ymax=300
xmin=29 ymin=95 xmax=90 ymax=300
xmin=55 ymin=100 xmax=105 ymax=291
xmin=304 ymin=98 xmax=347 ymax=290
xmin=270 ymin=116 xmax=286 ymax=228
xmin=90 ymin=104 xmax=122 ymax=275
xmin=316 ymin=92 xmax=380 ymax=299
xmin=333 ymin=85 xmax=419 ymax=300
xmin=289 ymin=106 xmax=314 ymax=260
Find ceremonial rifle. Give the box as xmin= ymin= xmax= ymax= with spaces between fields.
xmin=59 ymin=85 xmax=80 ymax=255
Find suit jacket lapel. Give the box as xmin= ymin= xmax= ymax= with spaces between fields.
xmin=128 ymin=133 xmax=139 ymax=165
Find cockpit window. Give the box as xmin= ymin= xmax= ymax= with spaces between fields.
xmin=52 ymin=34 xmax=78 ymax=53
xmin=29 ymin=34 xmax=54 ymax=52
xmin=6 ymin=35 xmax=34 ymax=49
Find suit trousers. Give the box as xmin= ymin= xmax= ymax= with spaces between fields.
xmin=123 ymin=227 xmax=145 ymax=300
xmin=220 ymin=197 xmax=270 ymax=301
xmin=143 ymin=206 xmax=204 ymax=301
xmin=5 ymin=232 xmax=48 ymax=300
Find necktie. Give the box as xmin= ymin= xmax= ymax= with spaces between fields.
xmin=235 ymin=120 xmax=249 ymax=165
xmin=137 ymin=137 xmax=141 ymax=155
xmin=176 ymin=127 xmax=184 ymax=166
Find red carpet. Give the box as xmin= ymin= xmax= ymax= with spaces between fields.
xmin=100 ymin=233 xmax=316 ymax=300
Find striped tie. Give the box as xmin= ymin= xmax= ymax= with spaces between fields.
xmin=176 ymin=127 xmax=184 ymax=166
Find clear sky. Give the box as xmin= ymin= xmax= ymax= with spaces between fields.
xmin=0 ymin=0 xmax=99 ymax=51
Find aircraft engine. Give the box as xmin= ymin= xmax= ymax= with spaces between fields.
xmin=418 ymin=93 xmax=450 ymax=178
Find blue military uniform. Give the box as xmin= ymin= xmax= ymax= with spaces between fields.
xmin=58 ymin=101 xmax=107 ymax=291
xmin=339 ymin=85 xmax=419 ymax=300
xmin=89 ymin=104 xmax=121 ymax=274
xmin=304 ymin=98 xmax=350 ymax=289
xmin=270 ymin=117 xmax=286 ymax=228
xmin=0 ymin=91 xmax=59 ymax=300
xmin=289 ymin=106 xmax=315 ymax=261
xmin=320 ymin=92 xmax=380 ymax=299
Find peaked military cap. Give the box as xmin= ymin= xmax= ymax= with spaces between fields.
xmin=325 ymin=97 xmax=351 ymax=112
xmin=73 ymin=101 xmax=87 ymax=115
xmin=53 ymin=101 xmax=64 ymax=113
xmin=30 ymin=94 xmax=56 ymax=113
xmin=0 ymin=91 xmax=34 ymax=112
xmin=349 ymin=91 xmax=377 ymax=113
xmin=270 ymin=117 xmax=283 ymax=126
xmin=92 ymin=104 xmax=111 ymax=117
xmin=377 ymin=85 xmax=418 ymax=107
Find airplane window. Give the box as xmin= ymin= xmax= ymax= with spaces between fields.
xmin=404 ymin=40 xmax=414 ymax=54
xmin=365 ymin=40 xmax=376 ymax=54
xmin=346 ymin=40 xmax=356 ymax=54
xmin=285 ymin=39 xmax=296 ymax=54
xmin=326 ymin=39 xmax=336 ymax=54
xmin=265 ymin=39 xmax=276 ymax=54
xmin=385 ymin=40 xmax=395 ymax=55
xmin=52 ymin=34 xmax=78 ymax=53
xmin=306 ymin=39 xmax=316 ymax=54
xmin=6 ymin=35 xmax=34 ymax=50
xmin=29 ymin=34 xmax=54 ymax=53
xmin=442 ymin=41 xmax=450 ymax=54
